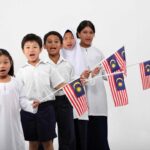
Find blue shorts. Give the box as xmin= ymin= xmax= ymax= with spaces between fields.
xmin=20 ymin=101 xmax=56 ymax=142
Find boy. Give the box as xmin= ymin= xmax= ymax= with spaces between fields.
xmin=44 ymin=31 xmax=75 ymax=150
xmin=16 ymin=33 xmax=65 ymax=150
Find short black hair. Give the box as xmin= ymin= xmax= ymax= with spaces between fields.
xmin=21 ymin=33 xmax=42 ymax=49
xmin=44 ymin=31 xmax=63 ymax=44
xmin=76 ymin=20 xmax=95 ymax=38
xmin=0 ymin=49 xmax=14 ymax=76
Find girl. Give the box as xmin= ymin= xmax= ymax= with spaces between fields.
xmin=0 ymin=49 xmax=39 ymax=150
xmin=76 ymin=20 xmax=110 ymax=150
xmin=61 ymin=29 xmax=89 ymax=150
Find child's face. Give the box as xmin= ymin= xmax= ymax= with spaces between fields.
xmin=44 ymin=35 xmax=62 ymax=57
xmin=63 ymin=32 xmax=76 ymax=49
xmin=0 ymin=55 xmax=11 ymax=78
xmin=23 ymin=41 xmax=41 ymax=64
xmin=78 ymin=26 xmax=95 ymax=48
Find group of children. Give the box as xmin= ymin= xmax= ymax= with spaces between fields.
xmin=0 ymin=20 xmax=110 ymax=150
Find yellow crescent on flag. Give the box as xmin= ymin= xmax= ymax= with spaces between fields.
xmin=110 ymin=59 xmax=116 ymax=68
xmin=145 ymin=64 xmax=150 ymax=73
xmin=116 ymin=77 xmax=123 ymax=87
xmin=73 ymin=82 xmax=82 ymax=92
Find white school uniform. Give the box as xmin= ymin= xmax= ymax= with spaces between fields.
xmin=48 ymin=55 xmax=75 ymax=96
xmin=16 ymin=60 xmax=64 ymax=103
xmin=0 ymin=77 xmax=34 ymax=150
xmin=80 ymin=46 xmax=108 ymax=116
xmin=61 ymin=30 xmax=89 ymax=120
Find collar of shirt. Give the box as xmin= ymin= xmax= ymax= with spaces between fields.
xmin=48 ymin=55 xmax=67 ymax=65
xmin=22 ymin=59 xmax=47 ymax=68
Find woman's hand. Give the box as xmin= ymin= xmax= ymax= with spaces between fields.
xmin=80 ymin=69 xmax=91 ymax=79
xmin=91 ymin=67 xmax=100 ymax=77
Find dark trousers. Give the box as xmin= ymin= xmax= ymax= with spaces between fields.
xmin=74 ymin=119 xmax=88 ymax=150
xmin=54 ymin=95 xmax=75 ymax=150
xmin=38 ymin=144 xmax=44 ymax=150
xmin=87 ymin=116 xmax=110 ymax=150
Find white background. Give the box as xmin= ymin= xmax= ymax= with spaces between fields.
xmin=0 ymin=0 xmax=150 ymax=149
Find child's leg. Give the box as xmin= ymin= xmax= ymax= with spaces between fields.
xmin=74 ymin=119 xmax=88 ymax=150
xmin=42 ymin=140 xmax=54 ymax=150
xmin=55 ymin=95 xmax=75 ymax=150
xmin=87 ymin=116 xmax=110 ymax=150
xmin=29 ymin=141 xmax=39 ymax=150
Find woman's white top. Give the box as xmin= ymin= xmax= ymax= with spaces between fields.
xmin=81 ymin=46 xmax=108 ymax=116
xmin=16 ymin=60 xmax=64 ymax=102
xmin=0 ymin=77 xmax=34 ymax=150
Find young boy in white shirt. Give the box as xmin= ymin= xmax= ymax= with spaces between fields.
xmin=16 ymin=33 xmax=65 ymax=150
xmin=44 ymin=31 xmax=76 ymax=150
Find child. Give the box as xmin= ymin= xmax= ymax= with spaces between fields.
xmin=44 ymin=31 xmax=75 ymax=150
xmin=76 ymin=20 xmax=110 ymax=150
xmin=16 ymin=33 xmax=65 ymax=150
xmin=61 ymin=29 xmax=89 ymax=150
xmin=0 ymin=49 xmax=39 ymax=150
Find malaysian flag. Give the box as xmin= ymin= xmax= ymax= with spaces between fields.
xmin=115 ymin=46 xmax=127 ymax=75
xmin=63 ymin=78 xmax=88 ymax=116
xmin=102 ymin=54 xmax=121 ymax=74
xmin=102 ymin=54 xmax=128 ymax=106
xmin=108 ymin=73 xmax=128 ymax=106
xmin=139 ymin=60 xmax=150 ymax=90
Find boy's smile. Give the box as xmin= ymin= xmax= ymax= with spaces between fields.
xmin=44 ymin=35 xmax=62 ymax=56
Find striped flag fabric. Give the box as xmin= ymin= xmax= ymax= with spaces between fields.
xmin=108 ymin=73 xmax=128 ymax=106
xmin=63 ymin=78 xmax=88 ymax=116
xmin=102 ymin=54 xmax=128 ymax=106
xmin=139 ymin=60 xmax=150 ymax=90
xmin=115 ymin=46 xmax=127 ymax=75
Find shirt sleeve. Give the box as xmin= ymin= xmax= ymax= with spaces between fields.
xmin=16 ymin=79 xmax=35 ymax=113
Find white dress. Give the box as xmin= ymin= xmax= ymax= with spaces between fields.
xmin=0 ymin=77 xmax=34 ymax=150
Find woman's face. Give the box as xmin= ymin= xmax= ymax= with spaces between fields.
xmin=78 ymin=26 xmax=95 ymax=48
xmin=63 ymin=32 xmax=76 ymax=49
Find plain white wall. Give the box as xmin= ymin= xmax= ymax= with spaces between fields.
xmin=0 ymin=0 xmax=150 ymax=149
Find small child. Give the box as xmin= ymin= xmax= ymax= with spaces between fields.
xmin=61 ymin=29 xmax=89 ymax=150
xmin=0 ymin=49 xmax=39 ymax=150
xmin=16 ymin=33 xmax=65 ymax=150
xmin=44 ymin=31 xmax=76 ymax=150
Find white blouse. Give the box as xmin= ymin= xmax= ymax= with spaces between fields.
xmin=0 ymin=77 xmax=34 ymax=150
xmin=81 ymin=46 xmax=108 ymax=116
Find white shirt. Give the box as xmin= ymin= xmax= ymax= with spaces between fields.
xmin=81 ymin=46 xmax=108 ymax=116
xmin=16 ymin=60 xmax=64 ymax=102
xmin=0 ymin=77 xmax=34 ymax=150
xmin=48 ymin=56 xmax=75 ymax=96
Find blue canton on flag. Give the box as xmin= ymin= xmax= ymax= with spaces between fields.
xmin=144 ymin=60 xmax=150 ymax=76
xmin=114 ymin=73 xmax=125 ymax=91
xmin=107 ymin=54 xmax=121 ymax=72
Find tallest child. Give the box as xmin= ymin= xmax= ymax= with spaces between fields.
xmin=76 ymin=20 xmax=110 ymax=150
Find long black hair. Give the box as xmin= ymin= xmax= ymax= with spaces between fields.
xmin=0 ymin=49 xmax=14 ymax=76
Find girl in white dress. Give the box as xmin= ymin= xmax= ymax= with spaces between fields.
xmin=61 ymin=29 xmax=89 ymax=150
xmin=0 ymin=49 xmax=39 ymax=150
xmin=76 ymin=20 xmax=110 ymax=150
